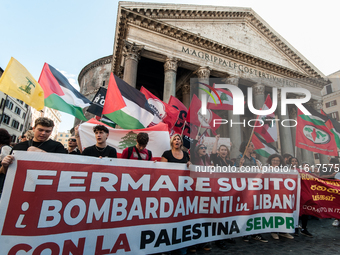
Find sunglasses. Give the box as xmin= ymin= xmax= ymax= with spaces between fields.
xmin=199 ymin=146 xmax=207 ymax=150
xmin=68 ymin=138 xmax=76 ymax=142
xmin=22 ymin=136 xmax=26 ymax=138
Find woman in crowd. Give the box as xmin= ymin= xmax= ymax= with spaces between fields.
xmin=289 ymin=157 xmax=299 ymax=169
xmin=190 ymin=136 xmax=211 ymax=166
xmin=160 ymin=134 xmax=190 ymax=255
xmin=0 ymin=129 xmax=12 ymax=197
xmin=161 ymin=134 xmax=190 ymax=164
xmin=268 ymin=154 xmax=294 ymax=240
xmin=210 ymin=134 xmax=233 ymax=167
xmin=235 ymin=141 xmax=259 ymax=168
xmin=236 ymin=141 xmax=268 ymax=243
xmin=210 ymin=134 xmax=235 ymax=249
xmin=162 ymin=134 xmax=212 ymax=253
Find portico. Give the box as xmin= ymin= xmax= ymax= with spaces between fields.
xmin=111 ymin=2 xmax=330 ymax=164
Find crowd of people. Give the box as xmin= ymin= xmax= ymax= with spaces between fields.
xmin=0 ymin=117 xmax=339 ymax=254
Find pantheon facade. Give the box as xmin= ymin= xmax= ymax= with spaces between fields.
xmin=77 ymin=2 xmax=330 ymax=165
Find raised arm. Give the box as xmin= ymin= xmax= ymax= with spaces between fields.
xmin=212 ymin=134 xmax=220 ymax=154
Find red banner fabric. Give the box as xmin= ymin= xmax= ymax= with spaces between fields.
xmin=0 ymin=152 xmax=299 ymax=254
xmin=300 ymin=171 xmax=340 ymax=218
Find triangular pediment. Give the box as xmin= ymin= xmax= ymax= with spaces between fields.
xmin=163 ymin=20 xmax=300 ymax=72
xmin=118 ymin=2 xmax=326 ymax=79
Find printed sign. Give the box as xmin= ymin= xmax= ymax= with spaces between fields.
xmin=0 ymin=152 xmax=299 ymax=254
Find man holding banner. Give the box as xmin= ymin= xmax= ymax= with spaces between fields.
xmin=0 ymin=117 xmax=66 ymax=175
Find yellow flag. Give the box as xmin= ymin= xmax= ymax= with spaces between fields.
xmin=0 ymin=57 xmax=44 ymax=110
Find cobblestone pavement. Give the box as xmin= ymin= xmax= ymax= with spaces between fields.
xmin=190 ymin=218 xmax=340 ymax=255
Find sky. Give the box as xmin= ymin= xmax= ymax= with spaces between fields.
xmin=1 ymin=0 xmax=339 ymax=132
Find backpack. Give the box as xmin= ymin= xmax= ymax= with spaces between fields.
xmin=127 ymin=146 xmax=152 ymax=160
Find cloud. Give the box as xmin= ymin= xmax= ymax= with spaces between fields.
xmin=57 ymin=69 xmax=80 ymax=91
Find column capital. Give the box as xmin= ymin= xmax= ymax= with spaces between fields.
xmin=164 ymin=57 xmax=179 ymax=73
xmin=222 ymin=75 xmax=239 ymax=86
xmin=195 ymin=66 xmax=211 ymax=79
xmin=253 ymin=84 xmax=265 ymax=96
xmin=123 ymin=40 xmax=144 ymax=61
xmin=312 ymin=100 xmax=323 ymax=110
xmin=182 ymin=84 xmax=190 ymax=94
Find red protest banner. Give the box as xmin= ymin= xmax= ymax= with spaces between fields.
xmin=300 ymin=172 xmax=340 ymax=218
xmin=0 ymin=152 xmax=299 ymax=254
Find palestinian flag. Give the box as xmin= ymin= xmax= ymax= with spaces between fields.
xmin=321 ymin=109 xmax=340 ymax=149
xmin=252 ymin=133 xmax=279 ymax=158
xmin=207 ymin=85 xmax=233 ymax=110
xmin=38 ymin=63 xmax=91 ymax=121
xmin=254 ymin=95 xmax=277 ymax=143
xmin=102 ymin=73 xmax=154 ymax=129
xmin=296 ymin=107 xmax=337 ymax=156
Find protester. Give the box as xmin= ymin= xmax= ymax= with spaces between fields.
xmin=0 ymin=129 xmax=12 ymax=197
xmin=235 ymin=141 xmax=258 ymax=168
xmin=289 ymin=157 xmax=313 ymax=237
xmin=161 ymin=134 xmax=189 ymax=164
xmin=283 ymin=153 xmax=293 ymax=166
xmin=81 ymin=125 xmax=117 ymax=158
xmin=23 ymin=130 xmax=34 ymax=141
xmin=159 ymin=134 xmax=190 ymax=255
xmin=251 ymin=152 xmax=263 ymax=168
xmin=235 ymin=141 xmax=268 ymax=243
xmin=318 ymin=157 xmax=340 ymax=228
xmin=210 ymin=134 xmax=233 ymax=167
xmin=289 ymin=157 xmax=300 ymax=170
xmin=320 ymin=157 xmax=339 ymax=179
xmin=190 ymin=136 xmax=211 ymax=166
xmin=268 ymin=154 xmax=294 ymax=240
xmin=67 ymin=136 xmax=81 ymax=155
xmin=121 ymin=132 xmax=152 ymax=160
xmin=0 ymin=117 xmax=67 ymax=175
xmin=210 ymin=135 xmax=236 ymax=249
xmin=301 ymin=162 xmax=310 ymax=172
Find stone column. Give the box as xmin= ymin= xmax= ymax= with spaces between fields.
xmin=123 ymin=41 xmax=144 ymax=88
xmin=300 ymin=100 xmax=317 ymax=165
xmin=226 ymin=75 xmax=243 ymax=159
xmin=277 ymin=91 xmax=294 ymax=157
xmin=313 ymin=100 xmax=329 ymax=165
xmin=252 ymin=84 xmax=267 ymax=164
xmin=289 ymin=107 xmax=302 ymax=160
xmin=163 ymin=57 xmax=179 ymax=103
xmin=195 ymin=66 xmax=211 ymax=99
xmin=182 ymin=84 xmax=190 ymax=109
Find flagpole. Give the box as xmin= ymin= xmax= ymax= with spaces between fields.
xmin=197 ymin=123 xmax=202 ymax=137
xmin=242 ymin=94 xmax=270 ymax=160
xmin=180 ymin=120 xmax=187 ymax=137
